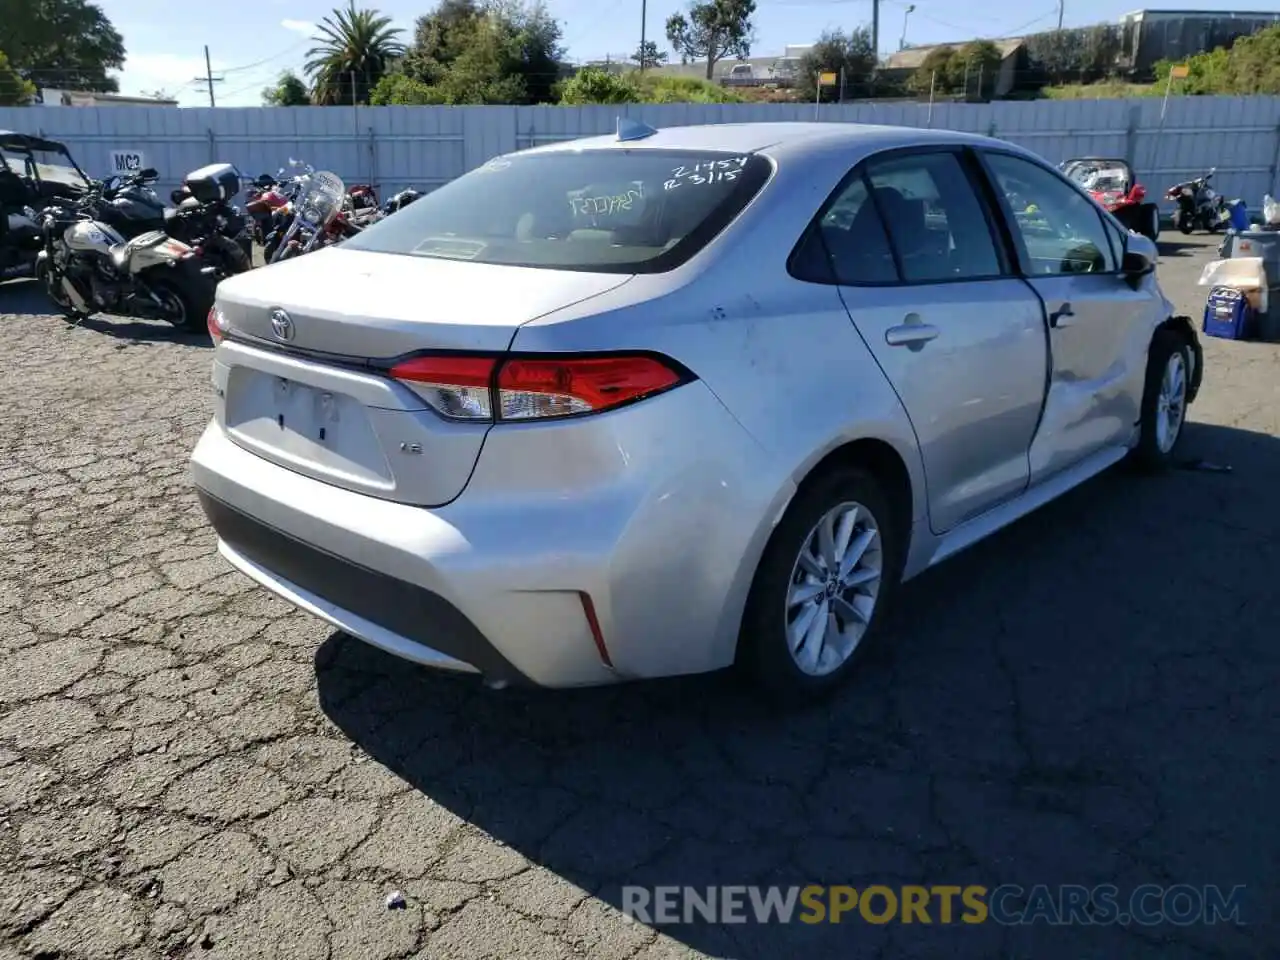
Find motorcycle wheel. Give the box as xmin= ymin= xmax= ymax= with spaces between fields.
xmin=1176 ymin=210 xmax=1194 ymax=235
xmin=148 ymin=277 xmax=205 ymax=332
xmin=35 ymin=259 xmax=81 ymax=318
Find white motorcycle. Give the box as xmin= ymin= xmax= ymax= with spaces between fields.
xmin=35 ymin=182 xmax=218 ymax=330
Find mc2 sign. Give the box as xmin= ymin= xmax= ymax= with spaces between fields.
xmin=110 ymin=150 xmax=146 ymax=174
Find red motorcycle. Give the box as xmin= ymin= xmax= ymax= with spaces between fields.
xmin=347 ymin=183 xmax=378 ymax=214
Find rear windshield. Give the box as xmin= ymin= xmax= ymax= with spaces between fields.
xmin=341 ymin=149 xmax=771 ymax=273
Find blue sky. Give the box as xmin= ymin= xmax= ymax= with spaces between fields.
xmin=104 ymin=0 xmax=1252 ymax=106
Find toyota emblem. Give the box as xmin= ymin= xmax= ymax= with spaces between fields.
xmin=269 ymin=308 xmax=294 ymax=342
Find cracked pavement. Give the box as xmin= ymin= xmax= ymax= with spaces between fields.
xmin=1 ymin=232 xmax=1277 ymax=959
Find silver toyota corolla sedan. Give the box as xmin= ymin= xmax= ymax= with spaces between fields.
xmin=190 ymin=121 xmax=1203 ymax=700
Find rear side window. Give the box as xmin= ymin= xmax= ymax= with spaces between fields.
xmin=792 ymin=176 xmax=899 ymax=284
xmin=863 ymin=152 xmax=1003 ymax=282
xmin=341 ymin=149 xmax=771 ymax=274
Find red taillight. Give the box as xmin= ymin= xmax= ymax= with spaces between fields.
xmin=388 ymin=355 xmax=497 ymax=420
xmin=207 ymin=306 xmax=228 ymax=344
xmin=387 ymin=353 xmax=688 ymax=422
xmin=497 ymin=355 xmax=683 ymax=420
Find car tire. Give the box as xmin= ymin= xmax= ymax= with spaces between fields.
xmin=738 ymin=466 xmax=903 ymax=704
xmin=1143 ymin=203 xmax=1161 ymax=242
xmin=1132 ymin=329 xmax=1192 ymax=471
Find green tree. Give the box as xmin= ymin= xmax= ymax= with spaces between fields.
xmin=1221 ymin=24 xmax=1280 ymax=94
xmin=1024 ymin=25 xmax=1120 ymax=87
xmin=946 ymin=40 xmax=1001 ymax=99
xmin=665 ymin=0 xmax=756 ymax=80
xmin=369 ymin=71 xmax=449 ymax=104
xmin=304 ymin=2 xmax=405 ymax=105
xmin=909 ymin=46 xmax=956 ymax=95
xmin=0 ymin=0 xmax=125 ymax=92
xmin=558 ymin=66 xmax=638 ymax=104
xmin=398 ymin=0 xmax=564 ymax=104
xmin=631 ymin=40 xmax=668 ymax=69
xmin=1149 ymin=24 xmax=1280 ymax=96
xmin=798 ymin=27 xmax=875 ymax=102
xmin=0 ymin=50 xmax=38 ymax=104
xmin=262 ymin=71 xmax=311 ymax=105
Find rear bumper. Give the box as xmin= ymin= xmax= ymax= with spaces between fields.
xmin=191 ymin=423 xmax=616 ymax=688
xmin=198 ymin=491 xmax=522 ymax=683
xmin=189 ymin=378 xmax=779 ymax=687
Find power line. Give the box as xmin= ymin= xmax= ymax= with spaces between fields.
xmin=220 ymin=38 xmax=314 ymax=75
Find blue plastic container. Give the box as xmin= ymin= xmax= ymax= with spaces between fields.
xmin=1203 ymin=286 xmax=1255 ymax=340
xmin=1227 ymin=199 xmax=1250 ymax=232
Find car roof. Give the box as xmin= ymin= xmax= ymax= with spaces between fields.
xmin=520 ymin=121 xmax=1011 ymax=160
xmin=0 ymin=130 xmax=69 ymax=153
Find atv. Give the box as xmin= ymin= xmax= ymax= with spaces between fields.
xmin=1060 ymin=157 xmax=1161 ymax=243
xmin=1 ymin=131 xmax=92 ymax=282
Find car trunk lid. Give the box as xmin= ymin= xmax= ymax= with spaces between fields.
xmin=211 ymin=247 xmax=633 ymax=506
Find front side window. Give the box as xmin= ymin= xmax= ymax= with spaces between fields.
xmin=340 ymin=149 xmax=771 ymax=273
xmin=984 ymin=153 xmax=1118 ymax=276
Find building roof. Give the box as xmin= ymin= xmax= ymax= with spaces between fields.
xmin=1120 ymin=8 xmax=1280 ymax=20
xmin=885 ymin=37 xmax=1025 ymax=71
xmin=40 ymin=88 xmax=179 ymax=107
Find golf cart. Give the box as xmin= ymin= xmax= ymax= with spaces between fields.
xmin=1 ymin=131 xmax=92 ymax=281
xmin=1060 ymin=157 xmax=1161 ymax=242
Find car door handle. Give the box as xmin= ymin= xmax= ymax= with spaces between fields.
xmin=885 ymin=323 xmax=940 ymax=347
xmin=1049 ymin=302 xmax=1075 ymax=328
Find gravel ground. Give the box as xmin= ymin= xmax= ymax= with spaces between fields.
xmin=1 ymin=232 xmax=1278 ymax=960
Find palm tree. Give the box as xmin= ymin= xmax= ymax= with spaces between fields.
xmin=304 ymin=2 xmax=405 ymax=105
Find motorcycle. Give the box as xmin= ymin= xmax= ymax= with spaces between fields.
xmin=246 ymin=163 xmax=311 ymax=248
xmin=346 ymin=182 xmax=380 ymax=224
xmin=164 ymin=163 xmax=253 ymax=277
xmin=267 ymin=171 xmax=346 ymax=264
xmin=34 ymin=180 xmax=218 ymax=331
xmin=380 ymin=187 xmax=420 ymax=216
xmin=1165 ymin=168 xmax=1230 ymax=234
xmin=92 ymin=165 xmax=252 ymax=278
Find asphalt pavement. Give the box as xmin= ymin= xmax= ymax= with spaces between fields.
xmin=1 ymin=232 xmax=1277 ymax=959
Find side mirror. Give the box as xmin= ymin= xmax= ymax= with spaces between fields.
xmin=1123 ymin=248 xmax=1155 ymax=275
xmin=1121 ymin=233 xmax=1157 ymax=286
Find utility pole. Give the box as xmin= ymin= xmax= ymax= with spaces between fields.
xmin=1056 ymin=0 xmax=1064 ymax=31
xmin=639 ymin=0 xmax=647 ymax=73
xmin=191 ymin=46 xmax=224 ymax=107
xmin=871 ymin=0 xmax=880 ymax=68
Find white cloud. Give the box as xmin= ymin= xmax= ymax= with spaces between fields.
xmin=281 ymin=19 xmax=317 ymax=37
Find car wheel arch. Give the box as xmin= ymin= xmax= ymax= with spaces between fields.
xmin=794 ymin=438 xmax=916 ymax=551
xmin=717 ymin=434 xmax=920 ymax=664
xmin=1156 ymin=315 xmax=1203 ymax=403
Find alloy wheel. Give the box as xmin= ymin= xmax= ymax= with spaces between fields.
xmin=1155 ymin=351 xmax=1187 ymax=454
xmin=785 ymin=501 xmax=883 ymax=677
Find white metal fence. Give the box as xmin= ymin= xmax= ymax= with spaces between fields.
xmin=3 ymin=97 xmax=1279 ymax=212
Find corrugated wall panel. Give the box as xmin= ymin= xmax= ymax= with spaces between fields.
xmin=3 ymin=97 xmax=1277 ymax=209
